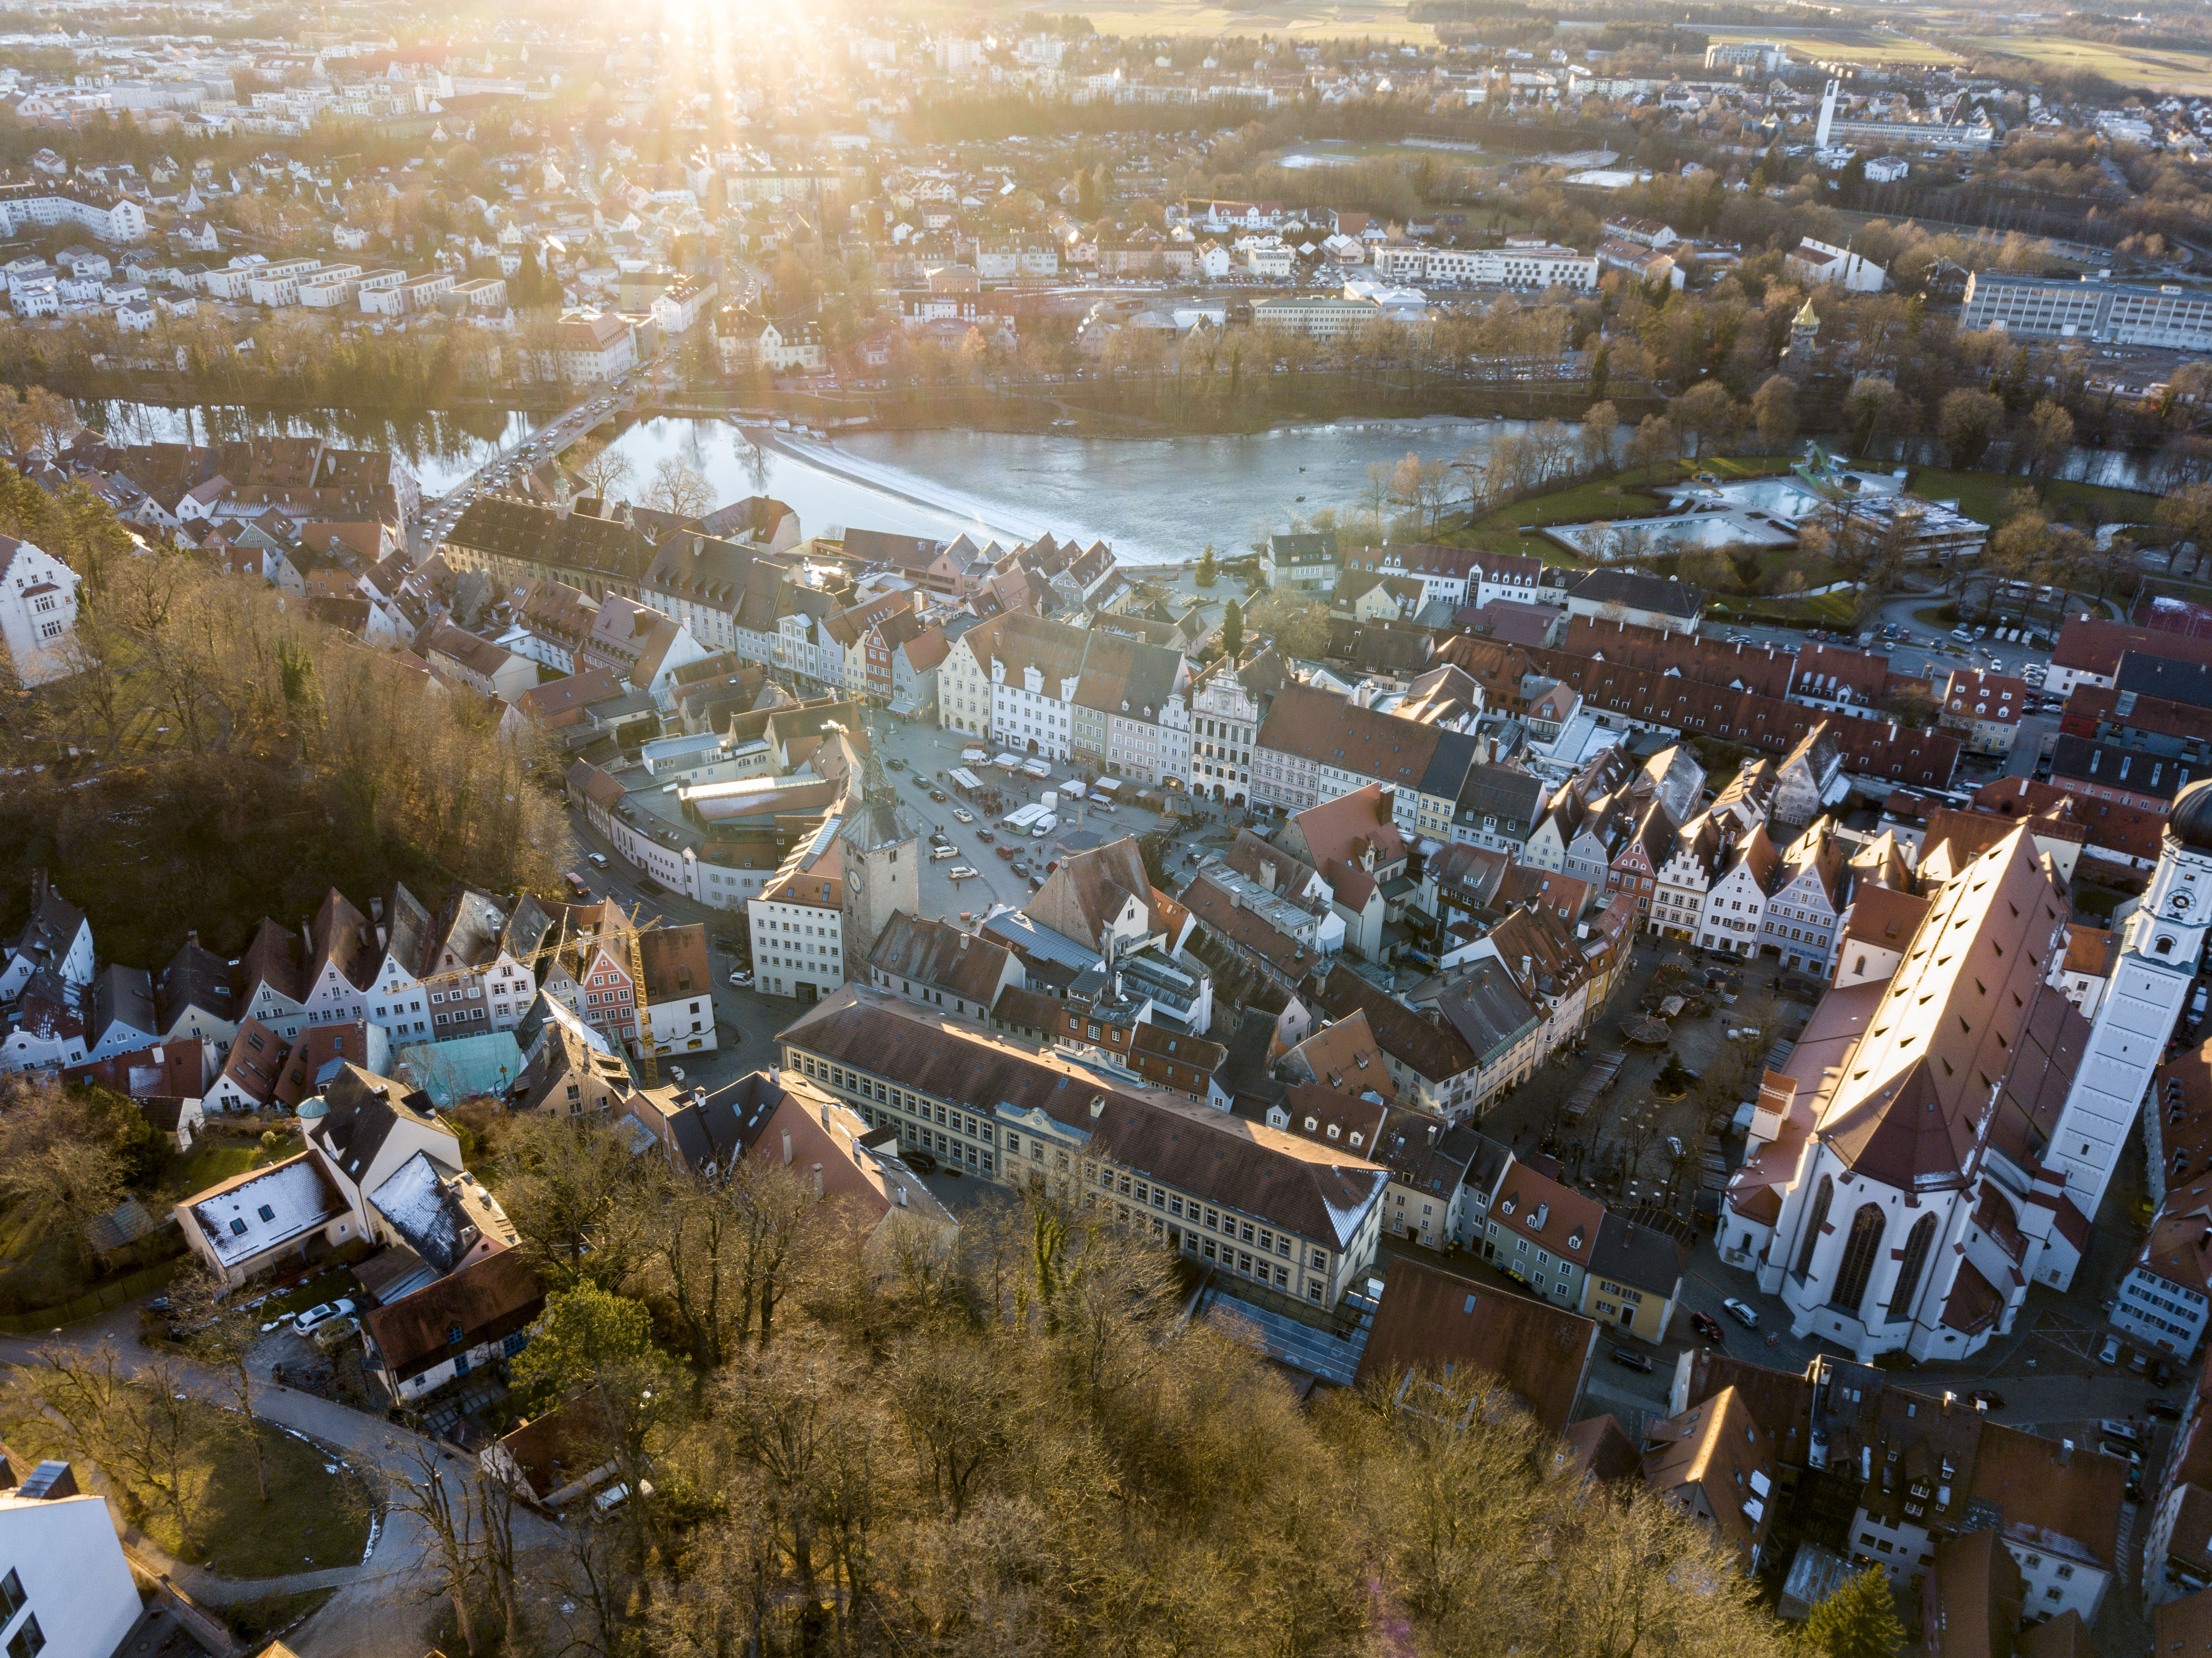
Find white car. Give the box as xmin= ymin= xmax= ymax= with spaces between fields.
xmin=1721 ymin=1297 xmax=1759 ymax=1329
xmin=667 ymin=1065 xmax=685 ymax=1083
xmin=952 ymin=808 xmax=974 ymax=823
xmin=947 ymin=865 xmax=980 ymax=881
xmin=293 ymin=1297 xmax=357 ymax=1337
xmin=728 ymin=968 xmax=752 ymax=987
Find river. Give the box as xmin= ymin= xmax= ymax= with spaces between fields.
xmin=70 ymin=400 xmax=2162 ymax=564
xmin=600 ymin=416 xmax=1535 ymax=562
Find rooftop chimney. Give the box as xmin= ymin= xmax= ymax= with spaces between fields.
xmin=781 ymin=1130 xmax=792 ymax=1166
xmin=17 ymin=1461 xmax=77 ymax=1501
xmin=812 ymin=1162 xmax=823 ymax=1198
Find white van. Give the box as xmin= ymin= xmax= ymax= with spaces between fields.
xmin=587 ymin=852 xmax=610 ymax=870
xmin=930 ymin=845 xmax=958 ymax=860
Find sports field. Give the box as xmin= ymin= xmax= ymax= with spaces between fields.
xmin=1703 ymin=24 xmax=1963 ymax=66
xmin=1030 ymin=0 xmax=1433 ymax=40
xmin=1953 ymin=33 xmax=2212 ymax=93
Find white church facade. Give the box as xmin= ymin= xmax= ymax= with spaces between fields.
xmin=1717 ymin=784 xmax=2212 ymax=1363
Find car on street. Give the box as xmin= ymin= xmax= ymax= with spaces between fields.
xmin=728 ymin=968 xmax=752 ymax=986
xmin=1722 ymin=1298 xmax=1759 ymax=1329
xmin=293 ymin=1297 xmax=357 ymax=1337
xmin=976 ymin=828 xmax=995 ymax=842
xmin=1607 ymin=1345 xmax=1654 ymax=1373
xmin=904 ymin=1148 xmax=938 ymax=1174
xmin=1690 ymin=1311 xmax=1725 ymax=1345
xmin=995 ymin=845 xmax=1016 ymax=859
xmin=2098 ymin=1332 xmax=2122 ymax=1364
xmin=2149 ymin=1399 xmax=2183 ymax=1421
xmin=953 ymin=809 xmax=974 ymax=823
xmin=929 ymin=789 xmax=948 ymax=802
xmin=948 ymin=866 xmax=980 ymax=881
xmin=886 ymin=758 xmax=905 ymax=771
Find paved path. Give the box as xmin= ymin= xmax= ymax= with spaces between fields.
xmin=0 ymin=1299 xmax=561 ymax=1657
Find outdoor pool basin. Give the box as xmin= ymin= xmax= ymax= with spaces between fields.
xmin=1545 ymin=509 xmax=1797 ymax=560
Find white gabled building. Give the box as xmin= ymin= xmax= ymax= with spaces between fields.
xmin=0 ymin=535 xmax=80 ymax=688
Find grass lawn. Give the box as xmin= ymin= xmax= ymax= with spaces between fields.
xmin=1953 ymin=33 xmax=2212 ymax=93
xmin=224 ymin=1587 xmax=337 ymax=1646
xmin=8 ymin=1400 xmax=370 ymax=1580
xmin=162 ymin=1132 xmax=276 ymax=1200
xmin=1735 ymin=589 xmax=1862 ymax=626
xmin=1909 ymin=467 xmax=2160 ymax=528
xmin=138 ymin=1408 xmax=372 ymax=1579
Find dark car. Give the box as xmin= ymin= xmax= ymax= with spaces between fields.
xmin=977 ymin=829 xmax=996 ymax=843
xmin=886 ymin=758 xmax=906 ymax=771
xmin=904 ymin=1148 xmax=938 ymax=1174
xmin=1968 ymin=1389 xmax=2006 ymax=1411
xmin=1690 ymin=1311 xmax=1725 ymax=1345
xmin=2149 ymin=1399 xmax=2184 ymax=1421
xmin=1608 ymin=1346 xmax=1654 ymax=1373
xmin=995 ymin=845 xmax=1016 ymax=859
xmin=929 ymin=790 xmax=948 ymax=802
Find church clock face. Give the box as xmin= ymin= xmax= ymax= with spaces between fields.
xmin=851 ymin=866 xmax=865 ymax=894
xmin=2174 ymin=889 xmax=2193 ymax=915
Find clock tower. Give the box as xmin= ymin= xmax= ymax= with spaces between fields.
xmin=2043 ymin=778 xmax=2212 ymax=1270
xmin=839 ymin=738 xmax=920 ymax=984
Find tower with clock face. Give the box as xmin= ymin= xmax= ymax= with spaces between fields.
xmin=2043 ymin=779 xmax=2212 ymax=1265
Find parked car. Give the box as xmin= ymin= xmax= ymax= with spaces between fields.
xmin=1690 ymin=1311 xmax=1725 ymax=1345
xmin=2098 ymin=1332 xmax=2122 ymax=1364
xmin=977 ymin=828 xmax=995 ymax=843
xmin=905 ymin=1148 xmax=938 ymax=1174
xmin=1722 ymin=1297 xmax=1759 ymax=1329
xmin=995 ymin=845 xmax=1016 ymax=859
xmin=293 ymin=1297 xmax=357 ymax=1337
xmin=885 ymin=758 xmax=905 ymax=770
xmin=728 ymin=969 xmax=752 ymax=987
xmin=667 ymin=1066 xmax=685 ymax=1083
xmin=2149 ymin=1399 xmax=2184 ymax=1421
xmin=564 ymin=871 xmax=592 ymax=897
xmin=1608 ymin=1345 xmax=1654 ymax=1373
xmin=1968 ymin=1389 xmax=2007 ymax=1411
xmin=948 ymin=866 xmax=980 ymax=881
xmin=929 ymin=789 xmax=948 ymax=802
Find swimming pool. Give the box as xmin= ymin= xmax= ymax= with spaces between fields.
xmin=1545 ymin=509 xmax=1798 ymax=560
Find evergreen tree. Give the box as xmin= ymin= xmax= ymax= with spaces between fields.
xmin=1221 ymin=597 xmax=1244 ymax=662
xmin=1803 ymin=1567 xmax=1905 ymax=1658
xmin=1195 ymin=543 xmax=1217 ymax=587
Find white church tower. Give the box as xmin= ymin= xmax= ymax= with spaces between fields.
xmin=2043 ymin=779 xmax=2212 ymax=1263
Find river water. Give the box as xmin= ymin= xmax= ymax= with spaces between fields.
xmin=71 ymin=399 xmax=2159 ymax=565
xmin=601 ymin=416 xmax=1529 ymax=563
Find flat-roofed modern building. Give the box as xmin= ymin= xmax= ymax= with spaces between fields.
xmin=1963 ymin=270 xmax=2212 ymax=351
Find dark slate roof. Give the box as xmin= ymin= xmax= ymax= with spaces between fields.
xmin=2114 ymin=651 xmax=2212 ymax=712
xmin=308 ymin=1062 xmax=442 ymax=1185
xmin=1565 ymin=569 xmax=1704 ymax=620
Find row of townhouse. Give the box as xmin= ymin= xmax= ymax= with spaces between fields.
xmin=1435 ymin=628 xmax=1962 ymax=791
xmin=0 ymin=866 xmax=716 ymax=1085
xmin=937 ymin=609 xmax=1199 ymax=789
xmin=449 ymin=497 xmax=959 ymax=714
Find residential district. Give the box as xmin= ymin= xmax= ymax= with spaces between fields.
xmin=9 ymin=4 xmax=2212 ymax=1658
